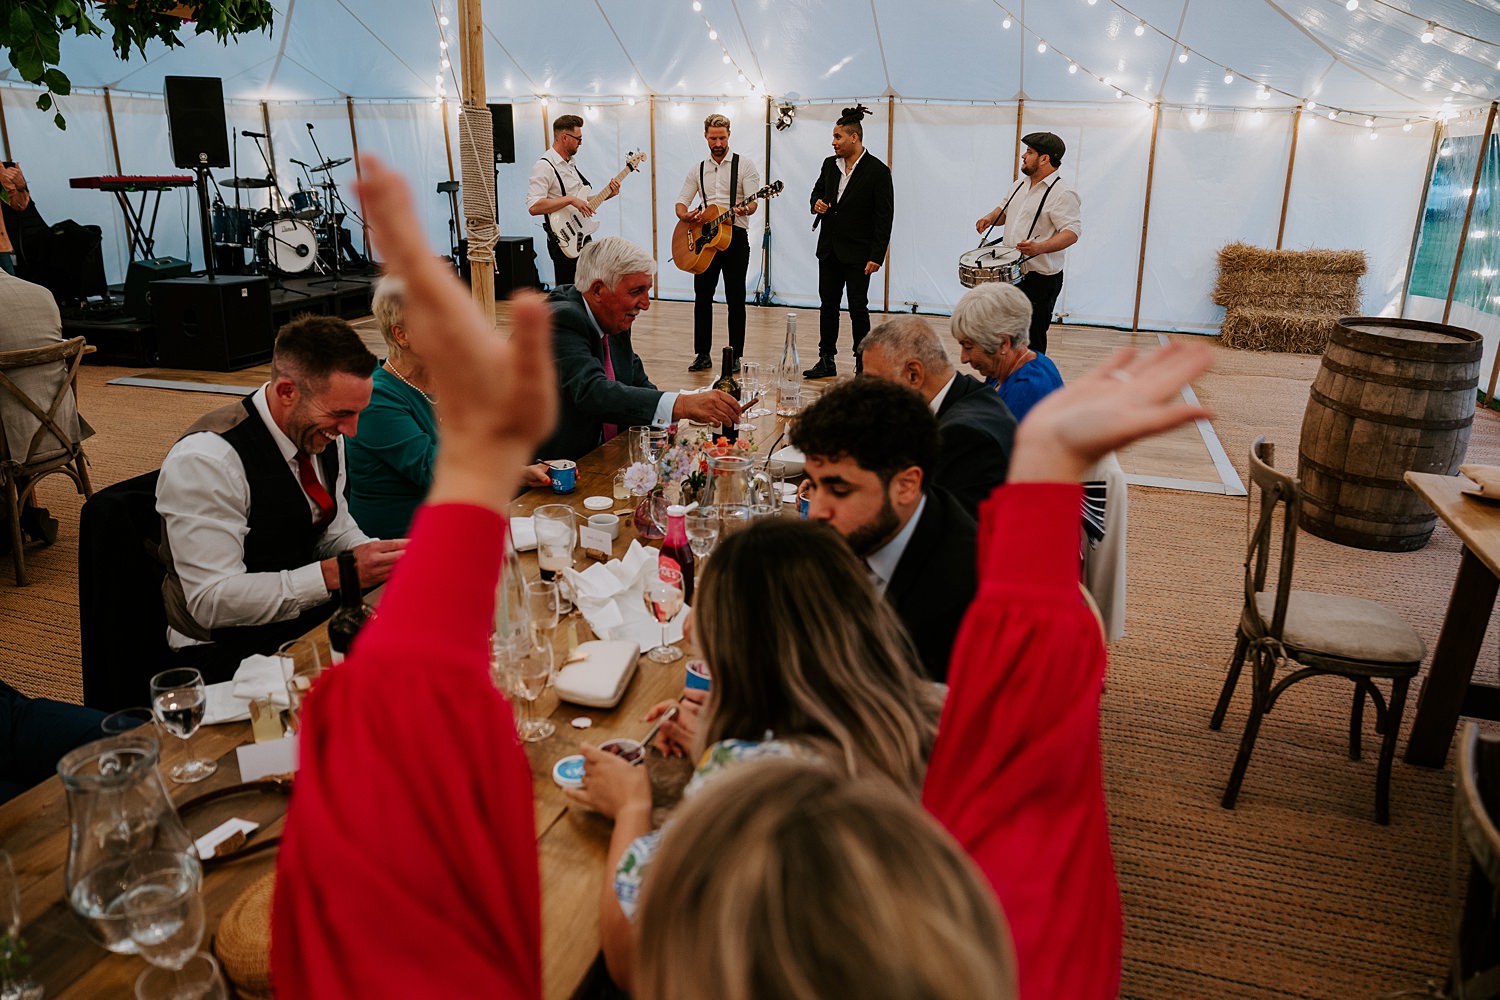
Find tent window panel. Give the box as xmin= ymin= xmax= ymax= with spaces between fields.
xmin=1409 ymin=133 xmax=1500 ymax=319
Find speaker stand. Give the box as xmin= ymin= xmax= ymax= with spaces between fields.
xmin=192 ymin=167 xmax=218 ymax=281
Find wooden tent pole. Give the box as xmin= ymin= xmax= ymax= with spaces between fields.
xmin=345 ymin=97 xmax=371 ymax=258
xmin=1275 ymin=107 xmax=1302 ymax=250
xmin=541 ymin=100 xmax=550 ymax=147
xmin=0 ymin=90 xmax=11 ymax=162
xmin=884 ymin=94 xmax=893 ymax=316
xmin=103 ymin=88 xmax=137 ymax=255
xmin=1446 ymin=100 xmax=1497 ymax=327
xmin=649 ymin=95 xmax=658 ymax=298
xmin=458 ymin=0 xmax=494 ymax=319
xmin=1132 ymin=102 xmax=1161 ymax=332
xmin=1013 ymin=99 xmax=1023 ymax=182
xmin=1399 ymin=120 xmax=1444 ymax=319
xmin=260 ymin=103 xmax=276 ymax=192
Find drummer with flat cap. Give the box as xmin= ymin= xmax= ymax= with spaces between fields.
xmin=974 ymin=131 xmax=1080 ymax=355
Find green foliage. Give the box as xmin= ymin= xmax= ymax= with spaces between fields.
xmin=0 ymin=932 xmax=30 ymax=979
xmin=1 ymin=0 xmax=275 ymax=129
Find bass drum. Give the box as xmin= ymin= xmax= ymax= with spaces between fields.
xmin=260 ymin=220 xmax=319 ymax=274
xmin=958 ymin=241 xmax=1023 ymax=287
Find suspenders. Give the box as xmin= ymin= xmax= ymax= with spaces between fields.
xmin=699 ymin=154 xmax=740 ymax=219
xmin=997 ymin=176 xmax=1058 ymax=242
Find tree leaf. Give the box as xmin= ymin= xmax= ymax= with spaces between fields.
xmin=41 ymin=68 xmax=69 ymax=96
xmin=35 ymin=93 xmax=51 ymax=113
xmin=54 ymin=113 xmax=66 ymax=131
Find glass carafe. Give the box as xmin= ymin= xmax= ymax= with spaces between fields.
xmin=58 ymin=732 xmax=196 ymax=954
xmin=701 ymin=454 xmax=774 ymax=531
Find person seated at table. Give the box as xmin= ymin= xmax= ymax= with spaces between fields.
xmin=0 ymin=677 xmax=106 ymax=804
xmin=858 ymin=315 xmax=1017 ymax=517
xmin=156 ymin=315 xmax=408 ymax=681
xmin=271 ymin=155 xmax=1210 ymax=1000
xmin=790 ymin=377 xmax=976 ymax=682
xmin=535 ymin=236 xmax=741 ymax=461
xmin=950 ymin=282 xmax=1064 ymax=422
xmin=347 ymin=278 xmax=551 ymax=538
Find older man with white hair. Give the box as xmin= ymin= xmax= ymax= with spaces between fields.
xmin=949 ymin=282 xmax=1064 ymax=423
xmin=858 ymin=316 xmax=1016 ymax=517
xmin=537 ymin=236 xmax=741 ymax=460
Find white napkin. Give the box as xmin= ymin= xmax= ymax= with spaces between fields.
xmin=564 ymin=541 xmax=688 ymax=650
xmin=203 ymin=653 xmax=292 ymax=725
xmin=510 ymin=516 xmax=537 ymax=551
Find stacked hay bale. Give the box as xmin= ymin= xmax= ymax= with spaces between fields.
xmin=1212 ymin=242 xmax=1367 ymax=353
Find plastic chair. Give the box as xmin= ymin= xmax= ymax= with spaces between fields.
xmin=1209 ymin=437 xmax=1425 ymax=823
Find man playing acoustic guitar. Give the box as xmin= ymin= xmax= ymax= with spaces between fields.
xmin=527 ymin=114 xmax=620 ymax=288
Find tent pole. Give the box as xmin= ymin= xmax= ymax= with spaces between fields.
xmin=541 ymin=101 xmax=549 ymax=147
xmin=649 ymin=95 xmax=658 ymax=299
xmin=883 ymin=95 xmax=893 ymax=316
xmin=103 ymin=88 xmax=138 ymax=256
xmin=1399 ymin=120 xmax=1444 ymax=319
xmin=762 ymin=93 xmax=773 ymax=303
xmin=458 ymin=0 xmax=495 ymax=320
xmin=1132 ymin=102 xmax=1161 ymax=332
xmin=0 ymin=91 xmax=10 ymax=162
xmin=260 ymin=103 xmax=276 ymax=200
xmin=346 ymin=97 xmax=371 ymax=258
xmin=1275 ymin=107 xmax=1302 ymax=250
xmin=1013 ymin=99 xmax=1023 ymax=182
xmin=1444 ymin=99 xmax=1496 ymax=327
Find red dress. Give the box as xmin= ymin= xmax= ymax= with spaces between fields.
xmin=923 ymin=482 xmax=1124 ymax=999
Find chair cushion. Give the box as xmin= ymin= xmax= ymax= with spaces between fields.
xmin=1254 ymin=590 xmax=1426 ymax=665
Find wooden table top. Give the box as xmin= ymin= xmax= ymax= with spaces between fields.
xmin=1406 ymin=471 xmax=1500 ymax=577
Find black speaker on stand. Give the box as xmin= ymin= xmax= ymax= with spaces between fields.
xmin=488 ymin=104 xmax=515 ymax=164
xmin=164 ymin=76 xmax=230 ymax=281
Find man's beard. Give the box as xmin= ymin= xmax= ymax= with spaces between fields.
xmin=1021 ymin=161 xmax=1036 ymax=177
xmin=844 ymin=493 xmax=902 ymax=557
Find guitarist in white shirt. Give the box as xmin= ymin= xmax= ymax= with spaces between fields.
xmin=674 ymin=113 xmax=760 ymax=373
xmin=527 ymin=114 xmax=620 ymax=287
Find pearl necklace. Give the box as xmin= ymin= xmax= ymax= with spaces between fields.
xmin=385 ymin=359 xmax=435 ymax=406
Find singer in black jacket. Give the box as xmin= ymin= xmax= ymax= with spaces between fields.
xmin=807 ymin=105 xmax=893 ymax=379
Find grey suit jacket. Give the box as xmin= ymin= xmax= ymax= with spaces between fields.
xmin=0 ymin=271 xmax=89 ymax=464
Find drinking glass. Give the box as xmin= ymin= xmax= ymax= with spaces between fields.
xmin=533 ymin=505 xmax=576 ymax=585
xmin=279 ymin=638 xmax=325 ymax=737
xmin=134 ymin=953 xmax=227 ymax=1000
xmin=627 ymin=426 xmax=652 ymax=467
xmin=612 ymin=469 xmax=631 ymax=502
xmin=0 ymin=851 xmax=42 ymax=1000
xmin=148 ymin=669 xmax=214 ymax=784
xmin=686 ymin=507 xmax=720 ymax=561
xmin=776 ymin=375 xmax=802 ymax=416
xmin=122 ymin=852 xmax=204 ymax=972
xmin=525 ymin=578 xmax=562 ymax=644
xmin=642 ymin=580 xmax=685 ymax=664
xmin=497 ymin=635 xmax=556 ymax=742
xmin=743 ymin=362 xmax=770 ymax=418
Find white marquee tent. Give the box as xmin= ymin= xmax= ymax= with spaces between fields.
xmin=5 ymin=0 xmax=1498 ymax=354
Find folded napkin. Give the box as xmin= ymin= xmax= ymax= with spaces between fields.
xmin=510 ymin=516 xmax=537 ymax=551
xmin=203 ymin=653 xmax=293 ymax=725
xmin=564 ymin=540 xmax=687 ymax=650
xmin=1460 ymin=464 xmax=1500 ymax=498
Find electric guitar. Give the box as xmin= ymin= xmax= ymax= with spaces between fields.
xmin=670 ymin=180 xmax=784 ymax=274
xmin=547 ymin=151 xmax=647 ymax=259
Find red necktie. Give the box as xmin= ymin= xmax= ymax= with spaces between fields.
xmin=601 ymin=335 xmax=620 ymax=443
xmin=296 ymin=452 xmax=337 ymax=528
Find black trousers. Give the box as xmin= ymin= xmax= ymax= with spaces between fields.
xmin=693 ymin=227 xmax=750 ymax=357
xmin=0 ymin=679 xmax=106 ymax=804
xmin=1016 ymin=270 xmax=1064 ymax=355
xmin=546 ymin=237 xmax=580 ymax=288
xmin=817 ymin=255 xmax=874 ymax=360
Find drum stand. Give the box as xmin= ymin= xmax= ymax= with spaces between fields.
xmin=303 ymin=125 xmax=369 ymax=289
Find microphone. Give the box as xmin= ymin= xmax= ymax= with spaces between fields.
xmin=306 ymin=123 xmax=315 ymax=131
xmin=241 ymin=130 xmax=267 ymax=138
xmin=290 ymin=157 xmax=309 ymax=167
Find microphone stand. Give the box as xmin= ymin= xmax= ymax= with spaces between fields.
xmin=304 ymin=123 xmax=365 ymax=289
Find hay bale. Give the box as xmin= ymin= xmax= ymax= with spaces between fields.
xmin=1220 ymin=308 xmax=1341 ymax=354
xmin=1212 ymin=242 xmax=1367 ymax=313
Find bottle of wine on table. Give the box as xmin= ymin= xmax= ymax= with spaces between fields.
xmin=328 ymin=550 xmax=371 ymax=664
xmin=712 ymin=346 xmax=741 ymax=443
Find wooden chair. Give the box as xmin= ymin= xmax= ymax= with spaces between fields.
xmin=1209 ymin=438 xmax=1425 ymax=823
xmin=1453 ymin=722 xmax=1500 ymax=998
xmin=0 ymin=336 xmax=94 ymax=585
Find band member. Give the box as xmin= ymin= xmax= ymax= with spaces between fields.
xmin=0 ymin=162 xmax=32 ymax=276
xmin=527 ymin=114 xmax=620 ymax=288
xmin=974 ymin=132 xmax=1080 ymax=356
xmin=807 ymin=105 xmax=893 ymax=380
xmin=676 ymin=114 xmax=761 ymax=373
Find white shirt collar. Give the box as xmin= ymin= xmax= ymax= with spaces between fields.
xmin=927 ymin=372 xmax=957 ymax=415
xmin=250 ymin=383 xmax=300 ymax=463
xmin=841 ymin=149 xmax=866 ymax=176
xmin=865 ymin=493 xmax=927 ymax=595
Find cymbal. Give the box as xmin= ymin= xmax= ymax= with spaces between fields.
xmin=311 ymin=157 xmax=351 ymax=173
xmin=222 ymin=176 xmax=274 ymax=189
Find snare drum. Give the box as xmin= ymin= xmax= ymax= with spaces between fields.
xmin=288 ymin=189 xmax=322 ymax=221
xmin=958 ymin=242 xmax=1025 ymax=288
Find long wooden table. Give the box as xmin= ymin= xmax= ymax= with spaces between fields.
xmin=1403 ymin=471 xmax=1500 ymax=768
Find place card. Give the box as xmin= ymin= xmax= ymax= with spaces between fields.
xmin=579 ymin=524 xmax=613 ymax=558
xmin=235 ymin=734 xmax=299 ymax=782
xmin=195 ymin=817 xmax=259 ymax=859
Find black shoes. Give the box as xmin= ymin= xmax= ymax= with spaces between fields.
xmin=732 ymin=356 xmax=742 ymax=374
xmin=688 ymin=354 xmax=713 ymax=372
xmin=17 ymin=506 xmax=58 ymax=546
xmin=803 ymin=356 xmax=837 ymax=379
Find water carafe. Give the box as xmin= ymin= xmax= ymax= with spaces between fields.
xmin=701 ymin=453 xmax=774 ymax=529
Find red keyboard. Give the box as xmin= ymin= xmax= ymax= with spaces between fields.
xmin=69 ymin=175 xmax=195 ymax=191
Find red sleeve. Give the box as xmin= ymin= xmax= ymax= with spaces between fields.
xmin=922 ymin=483 xmax=1122 ymax=1000
xmin=272 ymin=503 xmax=540 ymax=999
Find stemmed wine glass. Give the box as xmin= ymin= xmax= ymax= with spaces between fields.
xmin=122 ymin=851 xmax=204 ymax=978
xmin=0 ymin=851 xmax=42 ymax=1000
xmin=148 ymin=669 xmax=215 ymax=784
xmin=495 ymin=635 xmax=556 ymax=742
xmin=686 ymin=507 xmax=719 ymax=562
xmin=133 ymin=953 xmax=227 ymax=1000
xmin=643 ymin=579 xmax=685 ymax=664
xmin=749 ymin=365 xmax=774 ymax=418
xmin=739 ymin=362 xmax=762 ymax=431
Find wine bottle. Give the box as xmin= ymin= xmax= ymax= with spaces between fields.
xmin=777 ymin=312 xmax=802 ymax=416
xmin=327 ymin=550 xmax=371 ymax=664
xmin=712 ymin=346 xmax=741 ymax=443
xmin=659 ymin=504 xmax=696 ymax=606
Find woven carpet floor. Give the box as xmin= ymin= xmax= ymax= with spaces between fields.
xmin=2 ymin=318 xmax=1496 ymax=997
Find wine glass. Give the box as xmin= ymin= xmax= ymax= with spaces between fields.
xmin=498 ymin=635 xmax=556 ymax=742
xmin=643 ymin=580 xmax=685 ymax=664
xmin=739 ymin=362 xmax=762 ymax=431
xmin=686 ymin=507 xmax=719 ymax=561
xmin=122 ymin=852 xmax=204 ymax=974
xmin=133 ymin=952 xmax=227 ymax=1000
xmin=279 ymin=639 xmax=324 ymax=737
xmin=148 ymin=669 xmax=215 ymax=784
xmin=0 ymin=851 xmax=42 ymax=1000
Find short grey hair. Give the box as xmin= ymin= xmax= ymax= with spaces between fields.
xmin=950 ymin=283 xmax=1032 ymax=354
xmin=371 ymin=276 xmax=406 ymax=355
xmin=575 ymin=236 xmax=657 ymax=293
xmin=859 ymin=316 xmax=952 ymax=374
xmin=704 ymin=113 xmax=731 ymax=131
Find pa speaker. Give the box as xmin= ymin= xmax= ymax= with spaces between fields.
xmin=124 ymin=257 xmax=192 ymax=320
xmin=489 ymin=103 xmax=516 ymax=164
xmin=152 ymin=276 xmax=273 ymax=371
xmin=164 ymin=76 xmax=230 ymax=169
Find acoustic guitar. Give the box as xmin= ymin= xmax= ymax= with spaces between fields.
xmin=547 ymin=151 xmax=647 ymax=259
xmin=670 ymin=180 xmax=784 ymax=274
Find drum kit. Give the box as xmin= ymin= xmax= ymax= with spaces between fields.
xmin=210 ymin=155 xmax=364 ymax=278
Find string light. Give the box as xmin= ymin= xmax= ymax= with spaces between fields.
xmin=685 ymin=0 xmax=757 ymax=94
xmin=708 ymin=28 xmax=717 ymax=40
xmin=1223 ymin=69 xmax=1234 ymax=84
xmin=1257 ymin=85 xmax=1270 ymax=100
xmin=1307 ymin=100 xmax=1317 ymax=110
xmin=1134 ymin=20 xmax=1145 ymax=36
xmin=1003 ymin=15 xmax=1012 ymax=28
xmin=1421 ymin=21 xmax=1435 ymax=43
xmin=1369 ymin=131 xmax=1379 ymax=140
xmin=1403 ymin=120 xmax=1413 ymax=131
xmin=1068 ymin=61 xmax=1078 ymax=74
xmin=1344 ymin=0 xmax=1357 ymax=9
xmin=1037 ymin=40 xmax=1047 ymax=53
xmin=692 ymin=0 xmax=701 ymax=8
xmin=1177 ymin=49 xmax=1188 ymax=63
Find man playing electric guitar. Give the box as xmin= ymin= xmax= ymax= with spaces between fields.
xmin=674 ymin=113 xmax=761 ymax=372
xmin=527 ymin=114 xmax=620 ymax=288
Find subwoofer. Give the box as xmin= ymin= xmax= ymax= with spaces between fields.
xmin=152 ymin=276 xmax=273 ymax=371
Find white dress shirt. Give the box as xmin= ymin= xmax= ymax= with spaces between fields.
xmin=927 ymin=373 xmax=957 ymax=415
xmin=864 ymin=494 xmax=927 ymax=596
xmin=997 ymin=173 xmax=1082 ymax=276
xmin=837 ymin=149 xmax=866 ymax=201
xmin=676 ymin=153 xmax=762 ymax=230
xmin=527 ymin=148 xmax=586 ymax=209
xmin=156 ymin=385 xmax=370 ymax=649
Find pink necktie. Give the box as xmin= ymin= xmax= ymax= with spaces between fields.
xmin=601 ymin=335 xmax=620 ymax=442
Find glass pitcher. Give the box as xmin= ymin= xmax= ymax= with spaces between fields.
xmin=58 ymin=732 xmax=197 ymax=954
xmin=701 ymin=454 xmax=774 ymax=530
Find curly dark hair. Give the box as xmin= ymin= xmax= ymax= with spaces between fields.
xmin=836 ymin=103 xmax=871 ymax=140
xmin=790 ymin=377 xmax=938 ymax=485
xmin=271 ymin=314 xmax=377 ymax=386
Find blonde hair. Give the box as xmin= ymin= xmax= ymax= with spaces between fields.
xmin=635 ymin=759 xmax=1017 ymax=1000
xmin=703 ymin=113 xmax=731 ymax=132
xmin=694 ymin=518 xmax=940 ymax=793
xmin=370 ymin=276 xmax=405 ymax=355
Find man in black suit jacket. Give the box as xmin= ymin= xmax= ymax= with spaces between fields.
xmin=806 ymin=105 xmax=893 ymax=380
xmin=859 ymin=316 xmax=1017 ymax=517
xmin=535 ymin=237 xmax=740 ymax=460
xmin=791 ymin=377 xmax=977 ymax=683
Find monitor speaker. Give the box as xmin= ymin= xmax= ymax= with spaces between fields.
xmin=152 ymin=276 xmax=274 ymax=371
xmin=164 ymin=76 xmax=231 ymax=169
xmin=124 ymin=257 xmax=192 ymax=320
xmin=489 ymin=103 xmax=516 ymax=164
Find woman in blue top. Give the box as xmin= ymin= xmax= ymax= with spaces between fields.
xmin=950 ymin=282 xmax=1064 ymax=423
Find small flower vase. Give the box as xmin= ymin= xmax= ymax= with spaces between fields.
xmin=634 ymin=488 xmax=667 ymax=540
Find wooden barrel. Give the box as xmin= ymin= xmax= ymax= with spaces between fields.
xmin=1297 ymin=317 xmax=1481 ymax=551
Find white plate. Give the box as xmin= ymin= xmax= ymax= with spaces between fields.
xmin=770 ymin=445 xmax=805 ymax=476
